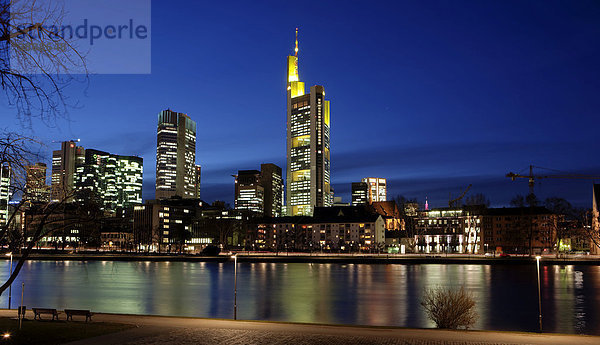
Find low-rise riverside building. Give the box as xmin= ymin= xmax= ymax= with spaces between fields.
xmin=133 ymin=198 xmax=248 ymax=253
xmin=414 ymin=207 xmax=483 ymax=254
xmin=252 ymin=206 xmax=385 ymax=252
xmin=412 ymin=206 xmax=558 ymax=255
xmin=133 ymin=198 xmax=201 ymax=252
xmin=482 ymin=207 xmax=558 ymax=255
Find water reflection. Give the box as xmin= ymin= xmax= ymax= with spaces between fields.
xmin=0 ymin=261 xmax=598 ymax=335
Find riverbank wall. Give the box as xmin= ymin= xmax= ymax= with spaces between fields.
xmin=2 ymin=253 xmax=600 ymax=265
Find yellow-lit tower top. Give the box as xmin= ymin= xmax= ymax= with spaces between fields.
xmin=287 ymin=28 xmax=304 ymax=97
xmin=295 ymin=27 xmax=298 ymax=57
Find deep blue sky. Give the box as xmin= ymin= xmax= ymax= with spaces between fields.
xmin=1 ymin=0 xmax=599 ymax=208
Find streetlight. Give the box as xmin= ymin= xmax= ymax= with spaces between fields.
xmin=535 ymin=255 xmax=542 ymax=332
xmin=232 ymin=255 xmax=237 ymax=320
xmin=5 ymin=253 xmax=12 ymax=309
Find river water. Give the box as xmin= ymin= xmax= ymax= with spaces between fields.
xmin=1 ymin=261 xmax=599 ymax=334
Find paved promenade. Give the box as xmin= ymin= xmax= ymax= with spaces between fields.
xmin=0 ymin=311 xmax=591 ymax=345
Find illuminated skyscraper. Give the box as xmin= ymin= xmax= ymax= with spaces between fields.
xmin=194 ymin=164 xmax=202 ymax=199
xmin=75 ymin=149 xmax=143 ymax=210
xmin=260 ymin=163 xmax=283 ymax=217
xmin=351 ymin=182 xmax=369 ymax=206
xmin=0 ymin=165 xmax=10 ymax=225
xmin=286 ymin=29 xmax=331 ymax=216
xmin=362 ymin=177 xmax=387 ymax=202
xmin=25 ymin=163 xmax=50 ymax=203
xmin=51 ymin=140 xmax=84 ymax=202
xmin=234 ymin=170 xmax=264 ymax=215
xmin=156 ymin=110 xmax=197 ymax=199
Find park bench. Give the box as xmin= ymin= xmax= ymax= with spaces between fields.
xmin=32 ymin=308 xmax=59 ymax=320
xmin=65 ymin=309 xmax=93 ymax=322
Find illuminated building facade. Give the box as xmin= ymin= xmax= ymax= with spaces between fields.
xmin=286 ymin=29 xmax=331 ymax=216
xmin=133 ymin=199 xmax=198 ymax=252
xmin=235 ymin=164 xmax=284 ymax=217
xmin=133 ymin=199 xmax=247 ymax=252
xmin=0 ymin=165 xmax=10 ymax=225
xmin=234 ymin=170 xmax=264 ymax=216
xmin=260 ymin=163 xmax=283 ymax=217
xmin=362 ymin=177 xmax=387 ymax=202
xmin=156 ymin=110 xmax=197 ymax=199
xmin=351 ymin=182 xmax=369 ymax=205
xmin=25 ymin=163 xmax=50 ymax=203
xmin=51 ymin=140 xmax=84 ymax=202
xmin=253 ymin=206 xmax=385 ymax=251
xmin=414 ymin=208 xmax=482 ymax=254
xmin=195 ymin=164 xmax=202 ymax=199
xmin=75 ymin=149 xmax=143 ymax=210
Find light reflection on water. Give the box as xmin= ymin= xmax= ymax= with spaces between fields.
xmin=1 ymin=261 xmax=599 ymax=334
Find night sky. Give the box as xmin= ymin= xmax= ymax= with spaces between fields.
xmin=1 ymin=0 xmax=599 ymax=207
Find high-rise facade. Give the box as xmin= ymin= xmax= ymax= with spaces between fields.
xmin=51 ymin=141 xmax=142 ymax=210
xmin=362 ymin=177 xmax=387 ymax=202
xmin=286 ymin=30 xmax=331 ymax=216
xmin=76 ymin=149 xmax=143 ymax=210
xmin=351 ymin=182 xmax=369 ymax=206
xmin=51 ymin=140 xmax=84 ymax=202
xmin=260 ymin=163 xmax=283 ymax=217
xmin=235 ymin=170 xmax=264 ymax=215
xmin=156 ymin=110 xmax=197 ymax=199
xmin=116 ymin=155 xmax=144 ymax=206
xmin=0 ymin=165 xmax=10 ymax=225
xmin=194 ymin=164 xmax=202 ymax=199
xmin=25 ymin=163 xmax=50 ymax=203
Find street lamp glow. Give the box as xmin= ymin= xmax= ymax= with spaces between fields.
xmin=2 ymin=332 xmax=10 ymax=338
xmin=535 ymin=255 xmax=541 ymax=260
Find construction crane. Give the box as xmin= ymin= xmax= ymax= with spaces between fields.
xmin=449 ymin=184 xmax=472 ymax=208
xmin=506 ymin=165 xmax=600 ymax=195
xmin=51 ymin=139 xmax=80 ymax=143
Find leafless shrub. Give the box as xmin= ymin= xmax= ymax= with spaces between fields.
xmin=421 ymin=286 xmax=478 ymax=329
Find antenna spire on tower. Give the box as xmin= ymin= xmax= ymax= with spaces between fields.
xmin=294 ymin=27 xmax=298 ymax=57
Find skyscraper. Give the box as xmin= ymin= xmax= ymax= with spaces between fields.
xmin=362 ymin=178 xmax=387 ymax=202
xmin=194 ymin=164 xmax=202 ymax=199
xmin=156 ymin=110 xmax=197 ymax=199
xmin=25 ymin=163 xmax=50 ymax=203
xmin=51 ymin=140 xmax=84 ymax=202
xmin=286 ymin=29 xmax=332 ymax=216
xmin=234 ymin=170 xmax=264 ymax=215
xmin=75 ymin=149 xmax=143 ymax=210
xmin=233 ymin=164 xmax=283 ymax=217
xmin=260 ymin=163 xmax=283 ymax=217
xmin=0 ymin=165 xmax=10 ymax=225
xmin=51 ymin=141 xmax=142 ymax=210
xmin=351 ymin=182 xmax=369 ymax=206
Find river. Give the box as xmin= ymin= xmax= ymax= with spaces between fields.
xmin=1 ymin=261 xmax=599 ymax=334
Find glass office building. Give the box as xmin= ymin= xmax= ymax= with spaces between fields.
xmin=286 ymin=30 xmax=332 ymax=216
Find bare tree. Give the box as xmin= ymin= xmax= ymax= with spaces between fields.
xmin=421 ymin=286 xmax=478 ymax=330
xmin=464 ymin=193 xmax=490 ymax=207
xmin=0 ymin=131 xmax=106 ymax=295
xmin=577 ymin=208 xmax=599 ymax=253
xmin=1 ymin=0 xmax=87 ymax=127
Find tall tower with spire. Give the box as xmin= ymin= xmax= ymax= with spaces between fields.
xmin=286 ymin=29 xmax=332 ymax=216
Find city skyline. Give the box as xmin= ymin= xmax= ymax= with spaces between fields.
xmin=0 ymin=1 xmax=598 ymax=208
